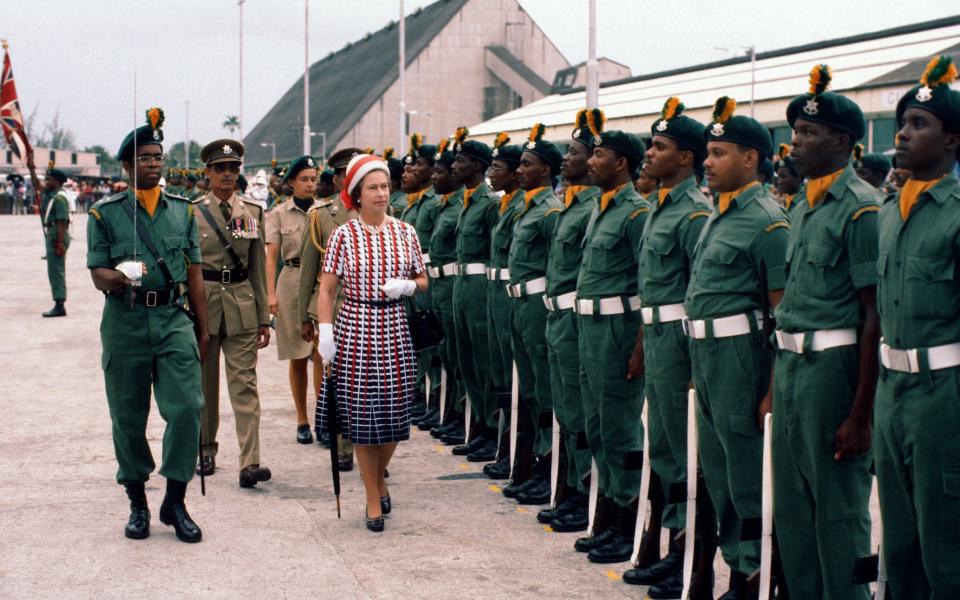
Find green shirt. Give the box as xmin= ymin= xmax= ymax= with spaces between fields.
xmin=877 ymin=173 xmax=960 ymax=349
xmin=638 ymin=176 xmax=711 ymax=307
xmin=41 ymin=189 xmax=70 ymax=227
xmin=389 ymin=189 xmax=407 ymax=215
xmin=546 ymin=186 xmax=598 ymax=297
xmin=684 ymin=183 xmax=789 ymax=320
xmin=508 ymin=187 xmax=562 ymax=283
xmin=87 ymin=190 xmax=200 ymax=289
xmin=403 ymin=187 xmax=437 ymax=253
xmin=576 ymin=183 xmax=649 ymax=298
xmin=428 ymin=190 xmax=462 ymax=266
xmin=456 ymin=182 xmax=499 ymax=265
xmin=776 ymin=164 xmax=880 ymax=332
xmin=490 ymin=190 xmax=522 ymax=270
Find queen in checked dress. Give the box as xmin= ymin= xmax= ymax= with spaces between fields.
xmin=315 ymin=154 xmax=428 ymax=531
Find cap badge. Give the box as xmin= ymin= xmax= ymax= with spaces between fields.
xmin=404 ymin=155 xmax=413 ymax=164
xmin=434 ymin=152 xmax=442 ymax=161
xmin=710 ymin=123 xmax=724 ymax=137
xmin=222 ymin=144 xmax=233 ymax=154
xmin=803 ymin=98 xmax=819 ymax=115
xmin=572 ymin=128 xmax=581 ymax=138
xmin=526 ymin=141 xmax=536 ymax=150
xmin=916 ymin=86 xmax=933 ymax=102
xmin=152 ymin=129 xmax=160 ymax=140
xmin=492 ymin=148 xmax=500 ymax=157
xmin=306 ymin=158 xmax=315 ymax=167
xmin=593 ymin=135 xmax=602 ymax=146
xmin=656 ymin=120 xmax=668 ymax=132
xmin=455 ymin=144 xmax=463 ymax=152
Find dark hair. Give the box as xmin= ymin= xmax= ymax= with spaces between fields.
xmin=612 ymin=148 xmax=641 ymax=173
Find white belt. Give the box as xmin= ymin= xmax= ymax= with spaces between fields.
xmin=458 ymin=262 xmax=486 ymax=276
xmin=543 ymin=291 xmax=577 ymax=312
xmin=641 ymin=303 xmax=687 ymax=325
xmin=880 ymin=338 xmax=960 ymax=373
xmin=684 ymin=310 xmax=765 ymax=339
xmin=427 ymin=261 xmax=458 ymax=279
xmin=421 ymin=252 xmax=431 ymax=266
xmin=506 ymin=277 xmax=547 ymax=298
xmin=486 ymin=267 xmax=511 ymax=282
xmin=575 ymin=295 xmax=642 ymax=316
xmin=775 ymin=328 xmax=857 ymax=353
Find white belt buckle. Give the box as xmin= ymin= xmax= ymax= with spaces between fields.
xmin=145 ymin=290 xmax=158 ymax=307
xmin=882 ymin=344 xmax=919 ymax=373
xmin=778 ymin=331 xmax=802 ymax=353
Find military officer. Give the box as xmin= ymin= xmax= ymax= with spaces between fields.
xmin=195 ymin=139 xmax=272 ymax=489
xmin=875 ymin=55 xmax=960 ymax=599
xmin=684 ymin=97 xmax=789 ymax=599
xmin=624 ymin=97 xmax=714 ymax=597
xmin=299 ymin=147 xmax=361 ymax=469
xmin=500 ymin=124 xmax=562 ymax=505
xmin=773 ymin=143 xmax=803 ymax=214
xmin=852 ymin=143 xmax=892 ymax=190
xmin=572 ymin=120 xmax=649 ymax=565
xmin=39 ymin=164 xmax=71 ymax=317
xmin=537 ymin=110 xmax=602 ymax=524
xmin=87 ymin=108 xmax=207 ymax=543
xmin=772 ymin=65 xmax=880 ymax=600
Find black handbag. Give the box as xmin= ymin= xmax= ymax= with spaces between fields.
xmin=409 ymin=307 xmax=444 ymax=352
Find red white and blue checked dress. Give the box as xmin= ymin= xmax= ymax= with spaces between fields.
xmin=315 ymin=217 xmax=425 ymax=445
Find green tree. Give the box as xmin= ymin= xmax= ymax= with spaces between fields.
xmin=164 ymin=141 xmax=204 ymax=169
xmin=84 ymin=145 xmax=121 ymax=177
xmin=223 ymin=115 xmax=240 ymax=136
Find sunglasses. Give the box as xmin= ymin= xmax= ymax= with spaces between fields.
xmin=211 ymin=163 xmax=241 ymax=174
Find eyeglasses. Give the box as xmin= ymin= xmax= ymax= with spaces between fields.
xmin=487 ymin=164 xmax=513 ymax=172
xmin=211 ymin=163 xmax=241 ymax=174
xmin=135 ymin=154 xmax=165 ymax=165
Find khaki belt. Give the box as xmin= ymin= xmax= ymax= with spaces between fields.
xmin=684 ymin=310 xmax=765 ymax=339
xmin=486 ymin=267 xmax=511 ymax=282
xmin=880 ymin=338 xmax=960 ymax=373
xmin=457 ymin=262 xmax=486 ymax=276
xmin=506 ymin=277 xmax=547 ymax=298
xmin=641 ymin=303 xmax=686 ymax=325
xmin=427 ymin=262 xmax=458 ymax=279
xmin=575 ymin=295 xmax=641 ymax=316
xmin=775 ymin=328 xmax=857 ymax=353
xmin=543 ymin=291 xmax=576 ymax=312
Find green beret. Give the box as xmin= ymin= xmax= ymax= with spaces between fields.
xmin=386 ymin=157 xmax=404 ymax=180
xmin=651 ymin=97 xmax=707 ymax=161
xmin=457 ymin=140 xmax=492 ymax=167
xmin=595 ymin=130 xmax=645 ymax=168
xmin=856 ymin=152 xmax=891 ymax=173
xmin=186 ymin=173 xmax=199 ymax=182
xmin=272 ymin=165 xmax=286 ymax=178
xmin=704 ymin=96 xmax=772 ymax=159
xmin=320 ymin=168 xmax=335 ymax=184
xmin=434 ymin=139 xmax=456 ymax=167
xmin=773 ymin=143 xmax=797 ymax=176
xmin=416 ymin=144 xmax=437 ymax=165
xmin=46 ymin=168 xmax=67 ymax=184
xmin=896 ymin=55 xmax=960 ymax=134
xmin=117 ymin=107 xmax=165 ymax=161
xmin=760 ymin=158 xmax=775 ymax=180
xmin=283 ymin=155 xmax=319 ymax=183
xmin=571 ymin=109 xmax=605 ymax=149
xmin=490 ymin=133 xmax=522 ymax=168
xmin=786 ymin=65 xmax=865 ymax=140
xmin=200 ymin=139 xmax=244 ymax=164
xmin=522 ymin=123 xmax=563 ymax=174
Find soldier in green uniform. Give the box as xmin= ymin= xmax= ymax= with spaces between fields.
xmin=773 ymin=143 xmax=802 ymax=215
xmin=501 ymin=124 xmax=562 ymax=504
xmin=482 ymin=134 xmax=523 ymax=480
xmin=623 ymin=97 xmax=714 ymax=596
xmin=298 ymin=147 xmax=360 ymax=469
xmin=536 ymin=110 xmax=601 ymax=525
xmin=450 ymin=130 xmax=500 ymax=461
xmin=383 ymin=147 xmax=407 ymax=215
xmin=634 ymin=166 xmax=658 ymax=201
xmin=773 ymin=65 xmax=880 ymax=600
xmin=317 ymin=168 xmax=337 ymax=201
xmin=852 ymin=143 xmax=892 ymax=191
xmin=87 ymin=108 xmax=207 ymax=543
xmin=684 ymin=97 xmax=789 ymax=599
xmin=166 ymin=169 xmax=183 ymax=197
xmin=40 ymin=165 xmax=71 ymax=317
xmin=182 ymin=172 xmax=200 ymax=201
xmin=875 ymin=55 xmax=960 ymax=599
xmin=572 ymin=120 xmax=649 ymax=564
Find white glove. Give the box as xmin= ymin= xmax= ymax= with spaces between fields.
xmin=380 ymin=278 xmax=417 ymax=299
xmin=318 ymin=323 xmax=336 ymax=364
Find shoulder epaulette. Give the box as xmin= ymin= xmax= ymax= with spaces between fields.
xmin=100 ymin=191 xmax=128 ymax=205
xmin=88 ymin=207 xmax=102 ymax=221
xmin=688 ymin=210 xmax=711 ymax=220
xmin=163 ymin=190 xmax=189 ymax=202
xmin=544 ymin=207 xmax=563 ymax=216
xmin=241 ymin=198 xmax=263 ymax=213
xmin=764 ymin=220 xmax=790 ymax=233
xmin=629 ymin=206 xmax=651 ymax=220
xmin=851 ymin=205 xmax=879 ymax=221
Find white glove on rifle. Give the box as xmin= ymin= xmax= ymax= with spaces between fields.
xmin=318 ymin=323 xmax=336 ymax=364
xmin=380 ymin=278 xmax=417 ymax=299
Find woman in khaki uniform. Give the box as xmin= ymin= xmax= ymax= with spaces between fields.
xmin=266 ymin=156 xmax=322 ymax=444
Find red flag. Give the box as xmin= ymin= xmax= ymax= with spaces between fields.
xmin=1 ymin=41 xmax=33 ymax=162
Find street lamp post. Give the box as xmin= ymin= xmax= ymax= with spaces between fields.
xmin=238 ymin=0 xmax=245 ymax=140
xmin=260 ymin=142 xmax=276 ymax=163
xmin=310 ymin=132 xmax=327 ymax=164
xmin=398 ymin=0 xmax=406 ymax=151
xmin=184 ymin=100 xmax=190 ymax=167
xmin=302 ymin=0 xmax=311 ymax=155
xmin=586 ymin=0 xmax=598 ymax=109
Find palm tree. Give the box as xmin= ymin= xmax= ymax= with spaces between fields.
xmin=223 ymin=115 xmax=240 ymax=136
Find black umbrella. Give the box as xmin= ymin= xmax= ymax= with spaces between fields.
xmin=324 ymin=362 xmax=342 ymax=518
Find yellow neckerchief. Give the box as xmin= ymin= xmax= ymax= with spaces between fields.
xmin=600 ymin=183 xmax=628 ymax=213
xmin=499 ymin=188 xmax=519 ymax=215
xmin=564 ymin=185 xmax=589 ymax=209
xmin=784 ymin=194 xmax=795 ymax=210
xmin=804 ymin=167 xmax=845 ymax=208
xmin=718 ymin=180 xmax=759 ymax=215
xmin=440 ymin=192 xmax=453 ymax=207
xmin=136 ymin=187 xmax=162 ymax=218
xmin=900 ymin=176 xmax=946 ymax=222
xmin=524 ymin=186 xmax=548 ymax=212
xmin=464 ymin=185 xmax=479 ymax=209
xmin=406 ymin=189 xmax=425 ymax=208
xmin=657 ymin=187 xmax=673 ymax=206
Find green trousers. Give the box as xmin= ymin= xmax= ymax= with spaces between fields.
xmin=431 ymin=276 xmax=463 ymax=416
xmin=577 ymin=310 xmax=644 ymax=507
xmin=690 ymin=333 xmax=767 ymax=575
xmin=44 ymin=233 xmax=69 ymax=301
xmin=773 ymin=347 xmax=871 ymax=600
xmin=100 ymin=296 xmax=202 ymax=484
xmin=510 ymin=294 xmax=552 ymax=455
xmin=486 ymin=281 xmax=513 ymax=391
xmin=875 ymin=365 xmax=960 ymax=599
xmin=453 ymin=274 xmax=496 ymax=429
xmin=411 ymin=287 xmax=441 ymax=400
xmin=643 ymin=321 xmax=690 ymax=530
xmin=546 ymin=309 xmax=592 ymax=493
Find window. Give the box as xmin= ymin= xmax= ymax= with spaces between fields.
xmin=49 ymin=150 xmax=56 ymax=162
xmin=483 ymin=86 xmax=498 ymax=121
xmin=871 ymin=117 xmax=897 ymax=154
xmin=512 ymin=93 xmax=523 ymax=110
xmin=71 ymin=152 xmax=77 ymax=165
xmin=770 ymin=126 xmax=792 ymax=151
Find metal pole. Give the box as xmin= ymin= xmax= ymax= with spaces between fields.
xmin=302 ymin=0 xmax=311 ymax=155
xmin=184 ymin=100 xmax=190 ymax=167
xmin=238 ymin=0 xmax=245 ymax=140
xmin=750 ymin=45 xmax=756 ymax=118
xmin=398 ymin=0 xmax=406 ymax=151
xmin=586 ymin=0 xmax=598 ymax=108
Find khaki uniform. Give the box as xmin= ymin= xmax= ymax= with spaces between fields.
xmin=195 ymin=192 xmax=270 ymax=470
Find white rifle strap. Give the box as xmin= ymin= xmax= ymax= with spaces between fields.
xmin=876 ymin=546 xmax=888 ymax=600
xmin=495 ymin=409 xmax=506 ymax=462
xmin=758 ymin=412 xmax=774 ymax=600
xmin=424 ymin=373 xmax=431 ymax=409
xmin=508 ymin=361 xmax=519 ymax=480
xmin=439 ymin=368 xmax=447 ymax=424
xmin=464 ymin=393 xmax=472 ymax=443
xmin=681 ymin=389 xmax=699 ymax=600
xmin=630 ymin=401 xmax=652 ymax=566
xmin=586 ymin=459 xmax=599 ymax=536
xmin=549 ymin=412 xmax=560 ymax=507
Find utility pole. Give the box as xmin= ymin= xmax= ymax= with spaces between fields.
xmin=238 ymin=0 xmax=245 ymax=140
xmin=184 ymin=100 xmax=190 ymax=167
xmin=586 ymin=0 xmax=599 ymax=109
xmin=302 ymin=0 xmax=311 ymax=155
xmin=398 ymin=0 xmax=406 ymax=151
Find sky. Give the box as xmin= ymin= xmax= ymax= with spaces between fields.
xmin=1 ymin=0 xmax=954 ymax=153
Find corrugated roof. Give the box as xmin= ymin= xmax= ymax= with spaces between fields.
xmin=244 ymin=0 xmax=468 ymax=165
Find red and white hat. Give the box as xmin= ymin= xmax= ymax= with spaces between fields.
xmin=340 ymin=153 xmax=390 ymax=209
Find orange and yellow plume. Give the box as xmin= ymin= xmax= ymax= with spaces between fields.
xmin=777 ymin=143 xmax=790 ymax=161
xmin=145 ymin=107 xmax=164 ymax=129
xmin=493 ymin=132 xmax=510 ymax=150
xmin=712 ymin=97 xmax=736 ymax=124
xmin=920 ymin=55 xmax=958 ymax=88
xmin=528 ymin=123 xmax=546 ymax=143
xmin=808 ymin=64 xmax=832 ymax=96
xmin=436 ymin=138 xmax=450 ymax=155
xmin=382 ymin=147 xmax=395 ymax=161
xmin=853 ymin=143 xmax=864 ymax=161
xmin=453 ymin=126 xmax=469 ymax=146
xmin=661 ymin=97 xmax=685 ymax=120
xmin=585 ymin=109 xmax=605 ymax=139
xmin=408 ymin=133 xmax=422 ymax=156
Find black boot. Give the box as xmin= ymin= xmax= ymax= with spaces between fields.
xmin=514 ymin=454 xmax=551 ymax=504
xmin=467 ymin=437 xmax=498 ymax=462
xmin=575 ymin=497 xmax=616 ymax=552
xmin=159 ymin=479 xmax=202 ymax=543
xmin=550 ymin=491 xmax=590 ymax=532
xmin=587 ymin=500 xmax=636 ymax=564
xmin=624 ymin=528 xmax=681 ymax=585
xmin=452 ymin=432 xmax=486 ymax=456
xmin=483 ymin=455 xmax=511 ymax=479
xmin=123 ymin=482 xmax=150 ymax=540
xmin=717 ymin=571 xmax=752 ymax=599
xmin=42 ymin=300 xmax=66 ymax=318
xmin=537 ymin=487 xmax=579 ymax=524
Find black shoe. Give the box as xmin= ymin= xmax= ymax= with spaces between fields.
xmin=365 ymin=508 xmax=384 ymax=532
xmin=417 ymin=409 xmax=439 ymax=430
xmin=239 ymin=464 xmax=272 ymax=488
xmin=502 ymin=476 xmax=539 ymax=499
xmin=42 ymin=301 xmax=66 ymax=318
xmin=383 ymin=468 xmax=389 ymax=479
xmin=196 ymin=455 xmax=215 ymax=477
xmin=124 ymin=505 xmax=150 ymax=540
xmin=575 ymin=528 xmax=616 ymax=552
xmin=646 ymin=569 xmax=685 ymax=598
xmin=380 ymin=495 xmax=391 ymax=515
xmin=538 ymin=492 xmax=583 ymax=523
xmin=483 ymin=456 xmax=510 ymax=480
xmin=159 ymin=502 xmax=202 ymax=543
xmin=441 ymin=428 xmax=465 ymax=446
xmin=452 ymin=435 xmax=486 ymax=456
xmin=623 ymin=551 xmax=683 ymax=586
xmin=550 ymin=505 xmax=589 ymax=532
xmin=317 ymin=430 xmax=332 ymax=447
xmin=431 ymin=420 xmax=458 ymax=438
xmin=516 ymin=479 xmax=552 ymax=505
xmin=338 ymin=456 xmax=354 ymax=471
xmin=466 ymin=439 xmax=498 ymax=462
xmin=587 ymin=532 xmax=633 ymax=563
xmin=296 ymin=424 xmax=313 ymax=444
